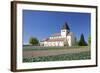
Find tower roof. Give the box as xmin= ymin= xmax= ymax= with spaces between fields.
xmin=61 ymin=22 xmax=70 ymax=30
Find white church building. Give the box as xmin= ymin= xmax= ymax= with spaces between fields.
xmin=40 ymin=22 xmax=76 ymax=46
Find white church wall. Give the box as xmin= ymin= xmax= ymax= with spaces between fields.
xmin=43 ymin=41 xmax=64 ymax=47
xmin=59 ymin=41 xmax=64 ymax=46
xmin=71 ymin=34 xmax=76 ymax=46
xmin=67 ymin=33 xmax=76 ymax=46
xmin=44 ymin=41 xmax=48 ymax=46
xmin=61 ymin=29 xmax=67 ymax=38
xmin=67 ymin=36 xmax=71 ymax=46
xmin=55 ymin=42 xmax=58 ymax=46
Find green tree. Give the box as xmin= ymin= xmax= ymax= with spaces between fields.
xmin=74 ymin=37 xmax=79 ymax=46
xmin=88 ymin=35 xmax=91 ymax=45
xmin=78 ymin=33 xmax=87 ymax=46
xmin=29 ymin=37 xmax=39 ymax=45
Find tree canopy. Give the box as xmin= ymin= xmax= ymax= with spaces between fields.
xmin=29 ymin=37 xmax=39 ymax=45
xmin=88 ymin=35 xmax=91 ymax=45
xmin=78 ymin=33 xmax=87 ymax=46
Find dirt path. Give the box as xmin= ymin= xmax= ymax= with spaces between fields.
xmin=23 ymin=48 xmax=90 ymax=57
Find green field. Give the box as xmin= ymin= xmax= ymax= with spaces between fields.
xmin=23 ymin=45 xmax=89 ymax=51
xmin=23 ymin=51 xmax=91 ymax=62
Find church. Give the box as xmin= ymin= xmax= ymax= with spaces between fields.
xmin=40 ymin=22 xmax=76 ymax=46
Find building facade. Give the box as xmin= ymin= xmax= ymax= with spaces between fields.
xmin=40 ymin=22 xmax=76 ymax=46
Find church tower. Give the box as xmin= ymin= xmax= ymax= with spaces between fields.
xmin=61 ymin=22 xmax=70 ymax=38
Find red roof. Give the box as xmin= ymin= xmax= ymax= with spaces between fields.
xmin=45 ymin=38 xmax=65 ymax=42
xmin=50 ymin=33 xmax=61 ymax=37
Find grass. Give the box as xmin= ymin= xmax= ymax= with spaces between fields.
xmin=23 ymin=51 xmax=91 ymax=62
xmin=23 ymin=45 xmax=90 ymax=51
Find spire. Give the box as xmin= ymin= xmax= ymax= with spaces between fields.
xmin=61 ymin=22 xmax=70 ymax=30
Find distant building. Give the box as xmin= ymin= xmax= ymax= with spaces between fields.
xmin=40 ymin=22 xmax=76 ymax=46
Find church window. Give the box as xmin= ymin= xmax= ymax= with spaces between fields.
xmin=62 ymin=30 xmax=65 ymax=32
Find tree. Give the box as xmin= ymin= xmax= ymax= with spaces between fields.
xmin=74 ymin=37 xmax=79 ymax=46
xmin=29 ymin=37 xmax=39 ymax=45
xmin=78 ymin=33 xmax=87 ymax=46
xmin=88 ymin=35 xmax=91 ymax=45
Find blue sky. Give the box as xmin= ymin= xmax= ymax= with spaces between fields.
xmin=23 ymin=10 xmax=91 ymax=44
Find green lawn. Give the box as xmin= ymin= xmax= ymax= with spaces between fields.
xmin=23 ymin=51 xmax=91 ymax=62
xmin=23 ymin=45 xmax=90 ymax=51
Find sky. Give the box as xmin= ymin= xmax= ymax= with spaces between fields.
xmin=23 ymin=10 xmax=91 ymax=44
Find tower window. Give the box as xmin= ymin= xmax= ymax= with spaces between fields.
xmin=62 ymin=30 xmax=65 ymax=32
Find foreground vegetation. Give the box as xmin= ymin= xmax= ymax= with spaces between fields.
xmin=23 ymin=51 xmax=90 ymax=62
